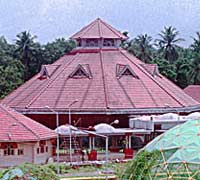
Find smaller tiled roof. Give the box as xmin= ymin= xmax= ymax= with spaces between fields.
xmin=0 ymin=104 xmax=56 ymax=142
xmin=70 ymin=18 xmax=127 ymax=40
xmin=184 ymin=85 xmax=200 ymax=103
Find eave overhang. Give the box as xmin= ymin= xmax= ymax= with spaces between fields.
xmin=14 ymin=105 xmax=200 ymax=115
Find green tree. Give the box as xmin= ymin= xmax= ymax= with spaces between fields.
xmin=126 ymin=34 xmax=154 ymax=63
xmin=152 ymin=56 xmax=177 ymax=82
xmin=134 ymin=34 xmax=153 ymax=63
xmin=43 ymin=38 xmax=76 ymax=64
xmin=15 ymin=31 xmax=37 ymax=80
xmin=0 ymin=56 xmax=24 ymax=98
xmin=187 ymin=32 xmax=200 ymax=85
xmin=175 ymin=57 xmax=190 ymax=88
xmin=0 ymin=36 xmax=16 ymax=57
xmin=187 ymin=53 xmax=200 ymax=85
xmin=191 ymin=32 xmax=200 ymax=53
xmin=156 ymin=26 xmax=184 ymax=63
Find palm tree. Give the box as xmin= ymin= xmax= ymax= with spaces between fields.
xmin=15 ymin=31 xmax=37 ymax=80
xmin=134 ymin=34 xmax=153 ymax=63
xmin=191 ymin=32 xmax=200 ymax=53
xmin=156 ymin=26 xmax=184 ymax=63
xmin=175 ymin=58 xmax=191 ymax=88
xmin=188 ymin=53 xmax=200 ymax=85
xmin=127 ymin=34 xmax=153 ymax=63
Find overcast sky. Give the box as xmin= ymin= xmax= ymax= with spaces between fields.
xmin=0 ymin=0 xmax=200 ymax=46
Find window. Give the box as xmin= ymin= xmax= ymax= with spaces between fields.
xmin=86 ymin=39 xmax=98 ymax=47
xmin=74 ymin=68 xmax=86 ymax=77
xmin=77 ymin=40 xmax=81 ymax=47
xmin=103 ymin=39 xmax=115 ymax=47
xmin=122 ymin=69 xmax=133 ymax=76
xmin=39 ymin=140 xmax=46 ymax=153
xmin=37 ymin=147 xmax=40 ymax=154
xmin=18 ymin=149 xmax=24 ymax=155
xmin=40 ymin=146 xmax=45 ymax=153
xmin=46 ymin=146 xmax=48 ymax=152
xmin=4 ymin=144 xmax=15 ymax=156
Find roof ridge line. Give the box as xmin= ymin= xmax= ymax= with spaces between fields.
xmin=135 ymin=70 xmax=159 ymax=107
xmin=117 ymin=63 xmax=158 ymax=106
xmin=3 ymin=73 xmax=40 ymax=105
xmin=158 ymin=76 xmax=199 ymax=105
xmin=99 ymin=50 xmax=109 ymax=108
xmin=120 ymin=50 xmax=184 ymax=106
xmin=98 ymin=18 xmax=102 ymax=38
xmin=14 ymin=81 xmax=46 ymax=107
xmin=1 ymin=105 xmax=40 ymax=140
xmin=124 ymin=64 xmax=159 ymax=106
xmin=26 ymin=53 xmax=80 ymax=108
xmin=79 ymin=78 xmax=93 ymax=108
xmin=116 ymin=78 xmax=136 ymax=108
xmin=53 ymin=55 xmax=82 ymax=107
xmin=100 ymin=19 xmax=124 ymax=38
xmin=78 ymin=19 xmax=98 ymax=38
xmin=71 ymin=19 xmax=97 ymax=38
xmin=2 ymin=55 xmax=68 ymax=105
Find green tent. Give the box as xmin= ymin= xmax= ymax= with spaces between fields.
xmin=122 ymin=119 xmax=200 ymax=180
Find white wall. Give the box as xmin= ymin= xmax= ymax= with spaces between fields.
xmin=0 ymin=140 xmax=53 ymax=167
xmin=33 ymin=140 xmax=53 ymax=164
xmin=0 ymin=143 xmax=34 ymax=167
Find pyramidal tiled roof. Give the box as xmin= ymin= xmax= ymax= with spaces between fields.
xmin=2 ymin=48 xmax=200 ymax=114
xmin=70 ymin=18 xmax=127 ymax=39
xmin=0 ymin=104 xmax=56 ymax=142
xmin=1 ymin=19 xmax=200 ymax=114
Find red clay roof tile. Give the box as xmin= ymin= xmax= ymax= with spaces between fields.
xmin=70 ymin=18 xmax=127 ymax=40
xmin=2 ymin=48 xmax=199 ymax=112
xmin=0 ymin=104 xmax=56 ymax=142
xmin=184 ymin=85 xmax=200 ymax=103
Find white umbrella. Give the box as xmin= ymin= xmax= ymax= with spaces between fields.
xmin=94 ymin=123 xmax=116 ymax=134
xmin=186 ymin=112 xmax=200 ymax=119
xmin=54 ymin=124 xmax=86 ymax=136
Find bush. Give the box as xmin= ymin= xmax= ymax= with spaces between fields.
xmin=121 ymin=150 xmax=161 ymax=180
xmin=1 ymin=163 xmax=59 ymax=180
xmin=45 ymin=163 xmax=71 ymax=174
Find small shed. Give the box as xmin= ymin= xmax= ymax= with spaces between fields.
xmin=0 ymin=104 xmax=56 ymax=167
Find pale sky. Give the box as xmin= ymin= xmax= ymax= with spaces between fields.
xmin=0 ymin=0 xmax=200 ymax=46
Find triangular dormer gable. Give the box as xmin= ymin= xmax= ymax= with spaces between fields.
xmin=39 ymin=65 xmax=60 ymax=79
xmin=40 ymin=66 xmax=48 ymax=77
xmin=69 ymin=64 xmax=92 ymax=79
xmin=141 ymin=64 xmax=161 ymax=77
xmin=116 ymin=64 xmax=139 ymax=79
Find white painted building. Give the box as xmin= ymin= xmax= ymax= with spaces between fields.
xmin=0 ymin=104 xmax=56 ymax=167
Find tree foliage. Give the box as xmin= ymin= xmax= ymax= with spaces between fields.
xmin=126 ymin=34 xmax=153 ymax=63
xmin=0 ymin=32 xmax=76 ymax=99
xmin=0 ymin=163 xmax=59 ymax=180
xmin=155 ymin=26 xmax=184 ymax=63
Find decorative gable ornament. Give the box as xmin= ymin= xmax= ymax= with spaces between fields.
xmin=141 ymin=64 xmax=161 ymax=77
xmin=116 ymin=64 xmax=139 ymax=79
xmin=39 ymin=65 xmax=59 ymax=79
xmin=69 ymin=64 xmax=92 ymax=79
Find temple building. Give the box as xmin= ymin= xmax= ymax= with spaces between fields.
xmin=0 ymin=104 xmax=56 ymax=167
xmin=2 ymin=18 xmax=200 ymax=130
